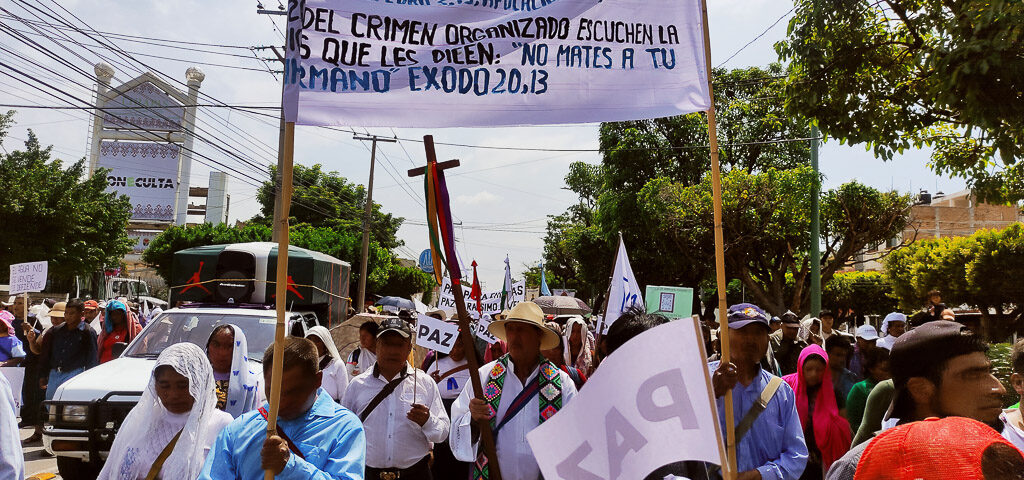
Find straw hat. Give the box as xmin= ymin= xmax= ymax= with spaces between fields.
xmin=488 ymin=301 xmax=560 ymax=350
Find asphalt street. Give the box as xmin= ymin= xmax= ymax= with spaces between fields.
xmin=19 ymin=426 xmax=59 ymax=480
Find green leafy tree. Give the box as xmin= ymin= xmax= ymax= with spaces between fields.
xmin=822 ymin=271 xmax=898 ymax=317
xmin=544 ymin=66 xmax=813 ymax=304
xmin=642 ymin=167 xmax=913 ymax=314
xmin=886 ymin=223 xmax=1024 ymax=338
xmin=254 ymin=164 xmax=405 ymax=250
xmin=777 ymin=0 xmax=1024 ymax=201
xmin=0 ymin=116 xmax=133 ymax=286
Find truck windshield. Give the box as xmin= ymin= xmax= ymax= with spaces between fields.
xmin=124 ymin=312 xmax=277 ymax=362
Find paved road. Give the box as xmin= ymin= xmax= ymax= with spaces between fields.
xmin=19 ymin=426 xmax=59 ymax=480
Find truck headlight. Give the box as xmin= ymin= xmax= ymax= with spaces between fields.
xmin=61 ymin=405 xmax=89 ymax=423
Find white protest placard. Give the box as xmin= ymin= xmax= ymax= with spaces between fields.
xmin=415 ymin=313 xmax=461 ymax=354
xmin=8 ymin=261 xmax=48 ymax=295
xmin=527 ymin=318 xmax=725 ymax=480
xmin=282 ymin=0 xmax=710 ymax=127
xmin=475 ymin=317 xmax=500 ymax=345
xmin=1 ymin=367 xmax=25 ymax=409
xmin=440 ymin=277 xmax=526 ymax=316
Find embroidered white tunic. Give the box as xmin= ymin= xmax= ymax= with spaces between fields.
xmin=449 ymin=358 xmax=578 ymax=480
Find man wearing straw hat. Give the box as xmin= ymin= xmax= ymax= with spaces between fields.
xmin=450 ymin=301 xmax=578 ymax=480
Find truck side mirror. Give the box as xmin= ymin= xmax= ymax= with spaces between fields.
xmin=112 ymin=342 xmax=128 ymax=359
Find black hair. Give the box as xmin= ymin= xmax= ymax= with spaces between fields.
xmin=825 ymin=334 xmax=853 ymax=354
xmin=66 ymin=298 xmax=84 ymax=312
xmin=359 ymin=320 xmax=381 ymax=336
xmin=263 ymin=337 xmax=319 ymax=378
xmin=1012 ymin=338 xmax=1024 ymax=376
xmin=921 ymin=335 xmax=990 ymax=389
xmin=604 ymin=305 xmax=669 ymax=357
xmin=981 ymin=442 xmax=1024 ymax=479
xmin=863 ymin=345 xmax=890 ymax=375
xmin=819 ymin=309 xmax=834 ymax=319
xmin=206 ymin=324 xmax=234 ymax=350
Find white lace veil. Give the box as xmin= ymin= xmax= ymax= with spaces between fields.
xmin=561 ymin=316 xmax=594 ymax=371
xmin=305 ymin=325 xmax=341 ymax=362
xmin=97 ymin=342 xmax=217 ymax=480
xmin=217 ymin=324 xmax=262 ymax=417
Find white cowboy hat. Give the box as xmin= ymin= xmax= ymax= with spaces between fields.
xmin=488 ymin=301 xmax=560 ymax=350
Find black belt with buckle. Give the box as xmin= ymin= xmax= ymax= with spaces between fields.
xmin=366 ymin=455 xmax=431 ymax=480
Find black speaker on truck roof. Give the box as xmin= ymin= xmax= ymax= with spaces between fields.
xmin=215 ymin=250 xmax=256 ymax=303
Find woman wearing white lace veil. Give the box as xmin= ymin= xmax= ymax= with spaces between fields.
xmin=305 ymin=325 xmax=349 ymax=402
xmin=206 ymin=324 xmax=263 ymax=417
xmin=98 ymin=343 xmax=232 ymax=480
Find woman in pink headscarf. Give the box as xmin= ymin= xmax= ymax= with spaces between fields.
xmin=782 ymin=344 xmax=851 ymax=479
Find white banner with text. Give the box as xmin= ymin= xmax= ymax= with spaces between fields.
xmin=283 ymin=0 xmax=710 ymax=126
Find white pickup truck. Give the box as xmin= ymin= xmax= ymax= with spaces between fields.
xmin=42 ymin=304 xmax=319 ymax=480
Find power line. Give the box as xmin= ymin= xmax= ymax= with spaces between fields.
xmin=0 ymin=13 xmax=255 ymax=50
xmin=715 ymin=6 xmax=797 ymax=68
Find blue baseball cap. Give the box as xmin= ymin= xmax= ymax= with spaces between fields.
xmin=727 ymin=303 xmax=771 ymax=330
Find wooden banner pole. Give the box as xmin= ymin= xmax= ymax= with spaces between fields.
xmin=265 ymin=121 xmax=295 ymax=480
xmin=699 ymin=1 xmax=736 ymax=478
xmin=409 ymin=136 xmax=502 ymax=480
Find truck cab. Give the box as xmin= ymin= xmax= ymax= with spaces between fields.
xmin=42 ymin=304 xmax=320 ymax=480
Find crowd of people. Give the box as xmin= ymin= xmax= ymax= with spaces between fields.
xmin=1 ymin=293 xmax=1022 ymax=480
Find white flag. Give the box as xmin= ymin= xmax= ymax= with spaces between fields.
xmin=603 ymin=235 xmax=643 ymax=334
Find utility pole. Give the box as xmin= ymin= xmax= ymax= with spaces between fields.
xmin=256 ymin=6 xmax=287 ymax=242
xmin=810 ymin=124 xmax=821 ymax=316
xmin=354 ymin=135 xmax=396 ymax=313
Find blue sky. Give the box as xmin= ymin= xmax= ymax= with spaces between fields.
xmin=0 ymin=0 xmax=967 ymax=289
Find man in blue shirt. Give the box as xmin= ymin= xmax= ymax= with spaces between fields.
xmin=711 ymin=303 xmax=808 ymax=480
xmin=200 ymin=337 xmax=366 ymax=479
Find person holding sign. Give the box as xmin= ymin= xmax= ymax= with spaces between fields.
xmin=200 ymin=337 xmax=366 ymax=479
xmin=449 ymin=301 xmax=578 ymax=480
xmin=343 ymin=317 xmax=449 ymax=480
xmin=710 ymin=303 xmax=808 ymax=480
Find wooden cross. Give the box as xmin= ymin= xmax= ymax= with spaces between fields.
xmin=408 ymin=135 xmax=503 ymax=480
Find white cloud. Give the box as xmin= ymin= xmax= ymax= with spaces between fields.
xmin=455 ymin=191 xmax=500 ymax=206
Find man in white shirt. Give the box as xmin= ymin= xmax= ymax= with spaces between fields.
xmin=0 ymin=372 xmax=24 ymax=479
xmin=428 ymin=320 xmax=474 ymax=479
xmin=346 ymin=320 xmax=379 ymax=377
xmin=343 ymin=317 xmax=449 ymax=480
xmin=450 ymin=301 xmax=578 ymax=480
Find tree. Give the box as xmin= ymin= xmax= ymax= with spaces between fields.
xmin=544 ymin=65 xmax=813 ymax=303
xmin=0 ymin=115 xmax=133 ymax=285
xmin=641 ymin=166 xmax=913 ymax=314
xmin=885 ymin=223 xmax=1024 ymax=338
xmin=822 ymin=271 xmax=898 ymax=317
xmin=254 ymin=163 xmax=405 ymax=249
xmin=777 ymin=0 xmax=1024 ymax=202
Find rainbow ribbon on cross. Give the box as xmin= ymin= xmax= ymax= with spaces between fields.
xmin=424 ymin=160 xmax=460 ymax=284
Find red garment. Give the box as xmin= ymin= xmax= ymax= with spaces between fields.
xmin=782 ymin=344 xmax=851 ymax=472
xmin=855 ymin=417 xmax=1024 ymax=480
xmin=97 ymin=311 xmax=143 ymax=364
xmin=484 ymin=340 xmax=507 ymax=363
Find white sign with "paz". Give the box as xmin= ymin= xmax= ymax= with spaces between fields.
xmin=527 ymin=318 xmax=725 ymax=480
xmin=8 ymin=261 xmax=48 ymax=295
xmin=415 ymin=313 xmax=460 ymax=354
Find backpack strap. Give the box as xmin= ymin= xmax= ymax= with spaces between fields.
xmin=734 ymin=376 xmax=784 ymax=444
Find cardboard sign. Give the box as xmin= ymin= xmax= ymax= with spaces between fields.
xmin=8 ymin=261 xmax=47 ymax=295
xmin=282 ymin=0 xmax=711 ymax=127
xmin=527 ymin=319 xmax=725 ymax=480
xmin=644 ymin=286 xmax=694 ymax=320
xmin=439 ymin=277 xmax=525 ymax=316
xmin=415 ymin=313 xmax=460 ymax=354
xmin=475 ymin=317 xmax=500 ymax=345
